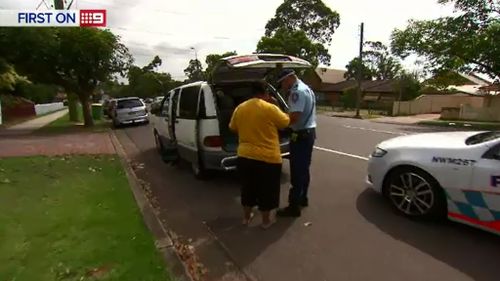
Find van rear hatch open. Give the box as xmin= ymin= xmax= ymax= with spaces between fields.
xmin=210 ymin=54 xmax=312 ymax=152
xmin=211 ymin=54 xmax=311 ymax=84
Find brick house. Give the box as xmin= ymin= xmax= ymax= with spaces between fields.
xmin=303 ymin=68 xmax=347 ymax=104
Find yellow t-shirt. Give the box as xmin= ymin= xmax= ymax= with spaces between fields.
xmin=229 ymin=98 xmax=290 ymax=164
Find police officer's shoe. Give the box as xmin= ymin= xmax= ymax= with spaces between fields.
xmin=277 ymin=205 xmax=301 ymax=217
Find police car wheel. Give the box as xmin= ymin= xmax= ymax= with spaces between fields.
xmin=384 ymin=167 xmax=446 ymax=219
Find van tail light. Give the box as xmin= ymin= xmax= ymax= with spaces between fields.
xmin=203 ymin=136 xmax=223 ymax=147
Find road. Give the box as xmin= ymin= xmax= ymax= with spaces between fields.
xmin=115 ymin=114 xmax=500 ymax=281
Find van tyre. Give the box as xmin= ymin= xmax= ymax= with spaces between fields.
xmin=191 ymin=160 xmax=210 ymax=180
xmin=384 ymin=166 xmax=446 ymax=220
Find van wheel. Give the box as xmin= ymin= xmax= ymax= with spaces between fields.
xmin=191 ymin=160 xmax=209 ymax=180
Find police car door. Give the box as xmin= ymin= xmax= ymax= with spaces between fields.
xmin=175 ymin=85 xmax=201 ymax=164
xmin=472 ymin=142 xmax=500 ymax=190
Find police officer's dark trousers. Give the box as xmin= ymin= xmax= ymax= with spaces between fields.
xmin=288 ymin=128 xmax=315 ymax=207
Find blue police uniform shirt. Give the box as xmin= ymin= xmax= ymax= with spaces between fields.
xmin=288 ymin=79 xmax=316 ymax=131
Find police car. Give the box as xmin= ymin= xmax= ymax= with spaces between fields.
xmin=366 ymin=131 xmax=500 ymax=234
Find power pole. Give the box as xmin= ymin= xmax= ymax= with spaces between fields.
xmin=354 ymin=22 xmax=364 ymax=119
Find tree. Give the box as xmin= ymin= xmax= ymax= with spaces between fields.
xmin=423 ymin=70 xmax=472 ymax=90
xmin=204 ymin=51 xmax=237 ymax=80
xmin=0 ymin=59 xmax=28 ymax=92
xmin=257 ymin=0 xmax=340 ymax=66
xmin=142 ymin=55 xmax=162 ymax=72
xmin=391 ymin=0 xmax=499 ymax=80
xmin=0 ymin=27 xmax=132 ymax=126
xmin=257 ymin=28 xmax=330 ymax=67
xmin=344 ymin=58 xmax=373 ymax=80
xmin=345 ymin=41 xmax=402 ymax=81
xmin=265 ymin=0 xmax=340 ymax=45
xmin=184 ymin=59 xmax=204 ymax=82
xmin=340 ymin=87 xmax=357 ymax=109
xmin=394 ymin=72 xmax=421 ymax=101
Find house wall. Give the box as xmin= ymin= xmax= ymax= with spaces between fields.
xmin=393 ymin=95 xmax=485 ymax=115
xmin=324 ymin=92 xmax=341 ymax=105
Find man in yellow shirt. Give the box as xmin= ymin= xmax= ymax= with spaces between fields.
xmin=229 ymin=82 xmax=290 ymax=229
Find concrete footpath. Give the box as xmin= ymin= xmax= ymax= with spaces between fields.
xmin=0 ymin=109 xmax=68 ymax=136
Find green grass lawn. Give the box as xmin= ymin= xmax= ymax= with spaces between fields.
xmin=39 ymin=106 xmax=109 ymax=134
xmin=0 ymin=156 xmax=171 ymax=281
xmin=419 ymin=119 xmax=500 ymax=130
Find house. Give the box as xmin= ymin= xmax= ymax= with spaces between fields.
xmin=424 ymin=71 xmax=493 ymax=95
xmin=303 ymin=68 xmax=346 ymax=104
xmin=320 ymin=79 xmax=401 ymax=106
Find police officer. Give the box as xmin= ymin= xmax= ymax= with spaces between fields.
xmin=276 ymin=69 xmax=316 ymax=217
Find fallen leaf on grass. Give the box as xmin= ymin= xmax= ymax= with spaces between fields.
xmin=86 ymin=265 xmax=111 ymax=279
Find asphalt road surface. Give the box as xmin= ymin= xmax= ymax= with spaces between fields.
xmin=116 ymin=114 xmax=500 ymax=281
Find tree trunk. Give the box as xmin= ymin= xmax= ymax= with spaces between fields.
xmin=67 ymin=93 xmax=79 ymax=122
xmin=79 ymin=94 xmax=94 ymax=127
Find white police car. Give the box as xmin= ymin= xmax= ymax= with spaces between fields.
xmin=367 ymin=131 xmax=500 ymax=234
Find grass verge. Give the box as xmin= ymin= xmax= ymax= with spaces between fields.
xmin=0 ymin=155 xmax=171 ymax=281
xmin=39 ymin=106 xmax=109 ymax=134
xmin=419 ymin=120 xmax=500 ymax=130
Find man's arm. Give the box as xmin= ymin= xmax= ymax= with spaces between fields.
xmin=269 ymin=105 xmax=290 ymax=129
xmin=229 ymin=107 xmax=238 ymax=132
xmin=288 ymin=90 xmax=305 ymax=126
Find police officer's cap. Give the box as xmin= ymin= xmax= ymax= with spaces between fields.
xmin=276 ymin=69 xmax=296 ymax=83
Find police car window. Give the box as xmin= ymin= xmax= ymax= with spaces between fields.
xmin=466 ymin=131 xmax=500 ymax=145
xmin=179 ymin=86 xmax=200 ymax=119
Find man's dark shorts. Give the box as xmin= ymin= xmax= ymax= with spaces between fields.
xmin=237 ymin=157 xmax=282 ymax=211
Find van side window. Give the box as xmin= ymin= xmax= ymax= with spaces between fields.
xmin=179 ymin=86 xmax=200 ymax=119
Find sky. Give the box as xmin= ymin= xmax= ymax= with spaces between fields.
xmin=1 ymin=0 xmax=455 ymax=81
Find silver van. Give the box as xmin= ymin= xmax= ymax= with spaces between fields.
xmin=150 ymin=54 xmax=311 ymax=179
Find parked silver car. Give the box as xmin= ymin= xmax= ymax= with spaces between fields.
xmin=111 ymin=97 xmax=149 ymax=127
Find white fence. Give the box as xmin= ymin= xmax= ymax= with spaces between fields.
xmin=35 ymin=102 xmax=65 ymax=116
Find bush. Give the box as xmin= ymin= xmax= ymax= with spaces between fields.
xmin=340 ymin=87 xmax=358 ymax=109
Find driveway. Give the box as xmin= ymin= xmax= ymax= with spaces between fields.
xmin=115 ymin=115 xmax=500 ymax=281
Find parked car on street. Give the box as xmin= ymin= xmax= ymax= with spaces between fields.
xmin=102 ymin=99 xmax=115 ymax=118
xmin=150 ymin=53 xmax=312 ymax=179
xmin=111 ymin=97 xmax=149 ymax=127
xmin=366 ymin=130 xmax=500 ymax=235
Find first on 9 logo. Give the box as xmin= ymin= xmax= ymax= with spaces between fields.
xmin=79 ymin=10 xmax=106 ymax=27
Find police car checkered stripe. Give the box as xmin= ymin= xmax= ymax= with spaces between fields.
xmin=445 ymin=189 xmax=500 ymax=222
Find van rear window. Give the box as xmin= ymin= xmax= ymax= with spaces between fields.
xmin=117 ymin=99 xmax=142 ymax=109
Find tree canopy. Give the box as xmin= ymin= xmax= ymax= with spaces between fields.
xmin=391 ymin=0 xmax=499 ymax=80
xmin=257 ymin=0 xmax=340 ymax=66
xmin=183 ymin=59 xmax=204 ymax=82
xmin=204 ymin=51 xmax=237 ymax=80
xmin=257 ymin=29 xmax=330 ymax=67
xmin=0 ymin=27 xmax=133 ymax=126
xmin=345 ymin=41 xmax=402 ymax=80
xmin=265 ymin=0 xmax=340 ymax=45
